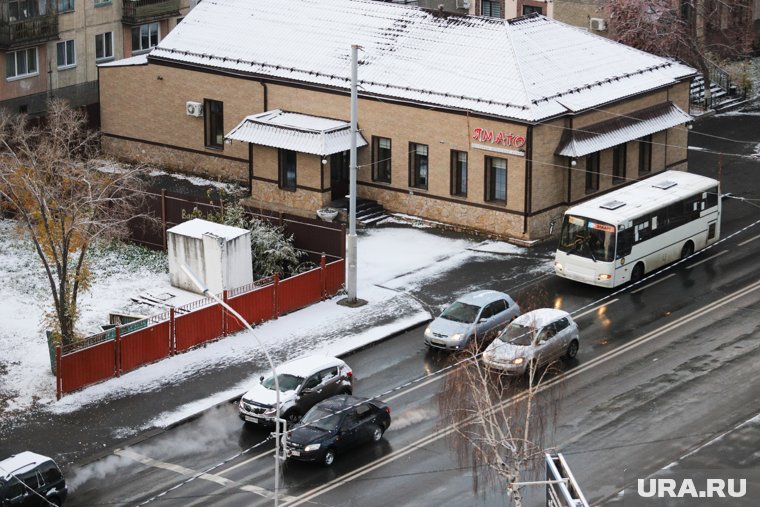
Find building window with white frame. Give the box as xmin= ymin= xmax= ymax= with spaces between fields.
xmin=481 ymin=0 xmax=501 ymax=17
xmin=58 ymin=0 xmax=74 ymax=12
xmin=95 ymin=32 xmax=113 ymax=61
xmin=94 ymin=0 xmax=111 ymax=5
xmin=372 ymin=136 xmax=391 ymax=183
xmin=5 ymin=47 xmax=38 ymax=79
xmin=132 ymin=22 xmax=159 ymax=53
xmin=56 ymin=40 xmax=76 ymax=69
xmin=485 ymin=156 xmax=507 ymax=202
xmin=450 ymin=150 xmax=467 ymax=197
xmin=409 ymin=142 xmax=428 ymax=189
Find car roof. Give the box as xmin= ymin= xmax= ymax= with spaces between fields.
xmin=513 ymin=308 xmax=572 ymax=328
xmin=315 ymin=395 xmax=370 ymax=412
xmin=455 ymin=290 xmax=510 ymax=306
xmin=276 ymin=355 xmax=345 ymax=376
xmin=0 ymin=452 xmax=53 ymax=479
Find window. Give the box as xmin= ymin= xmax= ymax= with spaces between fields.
xmin=481 ymin=0 xmax=501 ymax=17
xmin=638 ymin=135 xmax=652 ymax=175
xmin=9 ymin=0 xmax=42 ymax=20
xmin=56 ymin=40 xmax=76 ymax=69
xmin=5 ymin=48 xmax=38 ymax=79
xmin=132 ymin=22 xmax=159 ymax=53
xmin=94 ymin=0 xmax=111 ymax=4
xmin=409 ymin=142 xmax=428 ymax=189
xmin=485 ymin=156 xmax=507 ymax=202
xmin=450 ymin=150 xmax=467 ymax=197
xmin=372 ymin=136 xmax=391 ymax=183
xmin=58 ymin=0 xmax=74 ymax=12
xmin=585 ymin=152 xmax=600 ymax=193
xmin=95 ymin=32 xmax=113 ymax=61
xmin=522 ymin=5 xmax=543 ymax=15
xmin=612 ymin=144 xmax=626 ymax=184
xmin=203 ymin=99 xmax=224 ymax=149
xmin=279 ymin=149 xmax=297 ymax=190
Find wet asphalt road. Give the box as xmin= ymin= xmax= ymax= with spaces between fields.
xmin=6 ymin=110 xmax=760 ymax=506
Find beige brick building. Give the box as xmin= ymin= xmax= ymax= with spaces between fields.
xmin=99 ymin=0 xmax=695 ymax=242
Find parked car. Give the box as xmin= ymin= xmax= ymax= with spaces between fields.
xmin=0 ymin=451 xmax=67 ymax=506
xmin=482 ymin=308 xmax=579 ymax=375
xmin=424 ymin=290 xmax=520 ymax=351
xmin=285 ymin=395 xmax=391 ymax=466
xmin=239 ymin=355 xmax=353 ymax=426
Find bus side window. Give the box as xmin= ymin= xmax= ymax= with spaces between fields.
xmin=617 ymin=229 xmax=633 ymax=258
xmin=705 ymin=187 xmax=718 ymax=208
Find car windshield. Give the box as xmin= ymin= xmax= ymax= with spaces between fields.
xmin=440 ymin=301 xmax=480 ymax=323
xmin=499 ymin=323 xmax=534 ymax=346
xmin=300 ymin=407 xmax=342 ymax=431
xmin=262 ymin=373 xmax=304 ymax=392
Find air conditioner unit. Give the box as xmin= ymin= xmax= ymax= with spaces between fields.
xmin=456 ymin=0 xmax=470 ymax=9
xmin=589 ymin=17 xmax=607 ymax=31
xmin=186 ymin=101 xmax=203 ymax=117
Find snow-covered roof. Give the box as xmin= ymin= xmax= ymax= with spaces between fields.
xmin=147 ymin=0 xmax=695 ymax=123
xmin=0 ymin=451 xmax=51 ymax=479
xmin=276 ymin=355 xmax=346 ymax=376
xmin=556 ymin=102 xmax=692 ymax=158
xmin=167 ymin=218 xmax=249 ymax=241
xmin=456 ymin=290 xmax=510 ymax=306
xmin=98 ymin=53 xmax=149 ymax=67
xmin=226 ymin=110 xmax=368 ymax=155
xmin=513 ymin=308 xmax=571 ymax=328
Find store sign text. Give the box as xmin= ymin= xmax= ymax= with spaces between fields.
xmin=472 ymin=128 xmax=526 ymax=148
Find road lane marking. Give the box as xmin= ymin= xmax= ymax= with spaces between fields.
xmin=219 ymin=448 xmax=274 ymax=474
xmin=115 ymin=448 xmax=295 ymax=501
xmin=686 ymin=250 xmax=728 ymax=269
xmin=738 ymin=233 xmax=760 ymax=246
xmin=630 ymin=274 xmax=676 ymax=294
xmin=573 ymin=299 xmax=619 ymax=319
xmin=283 ymin=278 xmax=760 ymax=507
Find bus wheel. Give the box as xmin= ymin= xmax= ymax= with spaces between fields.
xmin=631 ymin=263 xmax=645 ymax=284
xmin=681 ymin=241 xmax=694 ymax=260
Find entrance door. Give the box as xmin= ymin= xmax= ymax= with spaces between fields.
xmin=330 ymin=151 xmax=350 ymax=200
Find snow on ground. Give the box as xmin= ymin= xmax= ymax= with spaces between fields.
xmin=0 ymin=218 xmax=535 ymax=428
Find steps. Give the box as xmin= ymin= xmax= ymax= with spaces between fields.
xmin=690 ymin=74 xmax=737 ymax=111
xmin=355 ymin=199 xmax=388 ymax=226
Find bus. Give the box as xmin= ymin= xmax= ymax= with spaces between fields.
xmin=554 ymin=170 xmax=721 ymax=288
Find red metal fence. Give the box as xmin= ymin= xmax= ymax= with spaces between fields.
xmin=55 ymin=255 xmax=345 ymax=399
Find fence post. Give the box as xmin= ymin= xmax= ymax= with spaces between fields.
xmin=222 ymin=290 xmax=228 ymax=337
xmin=115 ymin=326 xmax=122 ymax=377
xmin=273 ymin=272 xmax=280 ymax=318
xmin=56 ymin=345 xmax=62 ymax=401
xmin=340 ymin=223 xmax=346 ymax=259
xmin=161 ymin=189 xmax=168 ymax=251
xmin=320 ymin=254 xmax=326 ymax=300
xmin=170 ymin=307 xmax=176 ymax=356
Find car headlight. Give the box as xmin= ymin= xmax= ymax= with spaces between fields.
xmin=512 ymin=357 xmax=525 ymax=365
xmin=263 ymin=408 xmax=277 ymax=417
xmin=424 ymin=327 xmax=433 ymax=338
xmin=450 ymin=333 xmax=463 ymax=342
xmin=555 ymin=261 xmax=563 ymax=271
xmin=304 ymin=443 xmax=321 ymax=452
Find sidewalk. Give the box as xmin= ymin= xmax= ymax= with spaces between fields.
xmin=0 ymin=224 xmax=533 ymax=470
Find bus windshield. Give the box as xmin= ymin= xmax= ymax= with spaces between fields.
xmin=558 ymin=215 xmax=616 ymax=262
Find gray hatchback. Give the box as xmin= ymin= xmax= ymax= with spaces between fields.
xmin=424 ymin=290 xmax=520 ymax=351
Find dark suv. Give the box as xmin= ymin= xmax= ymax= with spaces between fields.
xmin=0 ymin=451 xmax=67 ymax=506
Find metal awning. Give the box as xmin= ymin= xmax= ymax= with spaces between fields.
xmin=225 ymin=109 xmax=367 ymax=156
xmin=555 ymin=102 xmax=692 ymax=158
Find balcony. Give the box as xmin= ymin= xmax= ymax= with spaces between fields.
xmin=0 ymin=1 xmax=58 ymax=50
xmin=122 ymin=0 xmax=181 ymax=25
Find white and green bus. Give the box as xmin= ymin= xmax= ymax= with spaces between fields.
xmin=554 ymin=170 xmax=721 ymax=288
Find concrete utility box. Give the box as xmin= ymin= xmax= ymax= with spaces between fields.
xmin=167 ymin=218 xmax=253 ymax=295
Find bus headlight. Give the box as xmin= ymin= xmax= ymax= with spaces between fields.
xmin=555 ymin=261 xmax=563 ymax=271
xmin=598 ymin=274 xmax=612 ymax=280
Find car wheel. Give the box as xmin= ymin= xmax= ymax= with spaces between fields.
xmin=284 ymin=411 xmax=300 ymax=425
xmin=565 ymin=340 xmax=579 ymax=359
xmin=630 ymin=263 xmax=645 ymax=284
xmin=681 ymin=240 xmax=694 ymax=260
xmin=371 ymin=425 xmax=384 ymax=443
xmin=322 ymin=448 xmax=336 ymax=467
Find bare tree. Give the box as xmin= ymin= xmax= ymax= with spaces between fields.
xmin=603 ymin=0 xmax=755 ymax=105
xmin=437 ymin=324 xmax=566 ymax=505
xmin=0 ymin=100 xmax=153 ymax=347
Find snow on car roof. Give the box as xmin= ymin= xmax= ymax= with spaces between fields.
xmin=513 ymin=308 xmax=570 ymax=328
xmin=456 ymin=290 xmax=509 ymax=306
xmin=276 ymin=355 xmax=345 ymax=376
xmin=0 ymin=452 xmax=51 ymax=479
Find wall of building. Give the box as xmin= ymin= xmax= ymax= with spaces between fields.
xmin=553 ymin=0 xmax=606 ymax=32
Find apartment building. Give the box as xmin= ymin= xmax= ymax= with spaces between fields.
xmin=0 ymin=0 xmax=193 ymax=115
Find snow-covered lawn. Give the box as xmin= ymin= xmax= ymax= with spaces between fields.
xmin=0 ymin=219 xmax=536 ymax=428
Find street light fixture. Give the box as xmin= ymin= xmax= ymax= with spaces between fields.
xmin=180 ymin=265 xmax=284 ymax=507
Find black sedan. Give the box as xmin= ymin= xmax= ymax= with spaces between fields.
xmin=285 ymin=395 xmax=391 ymax=466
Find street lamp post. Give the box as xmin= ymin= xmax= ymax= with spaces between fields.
xmin=180 ymin=265 xmax=284 ymax=507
